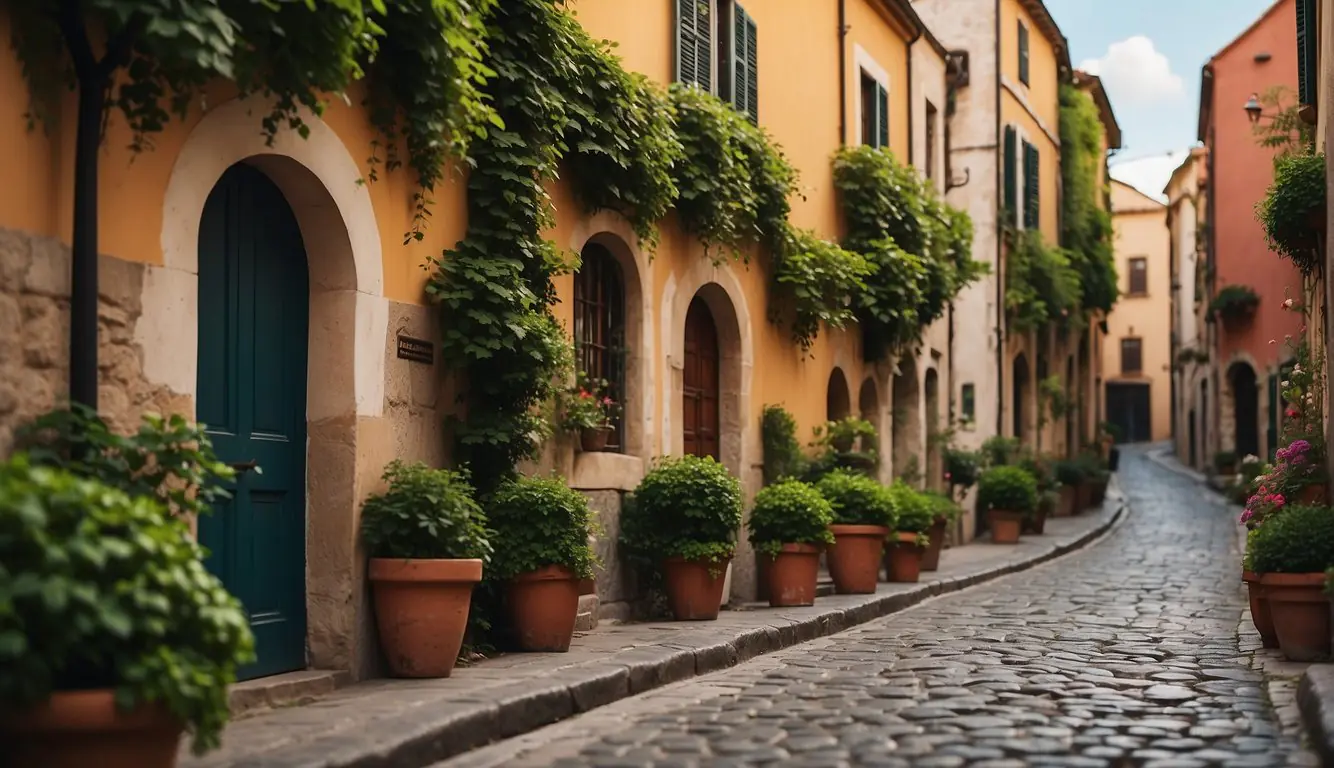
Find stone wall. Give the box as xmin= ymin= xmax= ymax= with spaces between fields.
xmin=0 ymin=227 xmax=191 ymax=454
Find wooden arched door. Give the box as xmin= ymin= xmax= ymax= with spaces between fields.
xmin=683 ymin=297 xmax=720 ymax=459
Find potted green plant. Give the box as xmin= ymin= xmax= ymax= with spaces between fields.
xmin=943 ymin=447 xmax=982 ymax=493
xmin=817 ymin=470 xmax=896 ymax=594
xmin=0 ymin=456 xmax=254 ymax=766
xmin=1250 ymin=504 xmax=1334 ymax=661
xmin=976 ymin=466 xmax=1037 ymax=544
xmin=487 ymin=475 xmax=599 ymax=652
xmin=1075 ymin=451 xmax=1105 ymax=512
xmin=1257 ymin=152 xmax=1326 ymax=277
xmin=815 ymin=417 xmax=877 ymax=454
xmin=920 ymin=491 xmax=962 ymax=571
xmin=1017 ymin=454 xmax=1054 ymax=534
xmin=1053 ymin=459 xmax=1085 ymax=517
xmin=622 ymin=456 xmax=743 ymax=620
xmin=1242 ymin=529 xmax=1279 ymax=650
xmin=361 ymin=461 xmax=492 ymax=678
xmin=1214 ymin=450 xmax=1239 ymax=477
xmin=884 ymin=481 xmax=934 ymax=583
xmin=1209 ymin=285 xmax=1260 ymax=331
xmin=561 ymin=372 xmax=621 ymax=452
xmin=748 ymin=479 xmax=835 ymax=607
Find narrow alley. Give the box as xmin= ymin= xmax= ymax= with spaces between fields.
xmin=450 ymin=448 xmax=1311 ymax=768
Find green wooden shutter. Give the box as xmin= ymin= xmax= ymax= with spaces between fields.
xmin=1298 ymin=0 xmax=1317 ymax=106
xmin=731 ymin=4 xmax=758 ymax=123
xmin=1018 ymin=22 xmax=1030 ymax=86
xmin=876 ymin=83 xmax=889 ymax=149
xmin=1023 ymin=141 xmax=1040 ymax=230
xmin=676 ymin=0 xmax=712 ymax=91
xmin=1003 ymin=126 xmax=1017 ymax=227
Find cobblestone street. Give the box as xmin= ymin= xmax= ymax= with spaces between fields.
xmin=450 ymin=448 xmax=1312 ymax=768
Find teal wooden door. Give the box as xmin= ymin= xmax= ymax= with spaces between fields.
xmin=197 ymin=163 xmax=309 ymax=680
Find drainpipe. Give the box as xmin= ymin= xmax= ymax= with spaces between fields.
xmin=838 ymin=0 xmax=849 ymax=146
xmin=993 ymin=0 xmax=1005 ymax=438
xmin=906 ymin=23 xmax=921 ymax=163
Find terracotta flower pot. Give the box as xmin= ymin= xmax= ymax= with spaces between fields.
xmin=1262 ymin=573 xmax=1333 ymax=662
xmin=920 ymin=517 xmax=949 ymax=572
xmin=663 ymin=556 xmax=730 ymax=620
xmin=1242 ymin=570 xmax=1279 ymax=649
xmin=1075 ymin=482 xmax=1092 ymax=513
xmin=369 ymin=557 xmax=482 ymax=678
xmin=578 ymin=577 xmax=597 ymax=596
xmin=1024 ymin=504 xmax=1048 ymax=535
xmin=1300 ymin=484 xmax=1329 ymax=505
xmin=0 ymin=689 xmax=182 ymax=768
xmin=988 ymin=510 xmax=1024 ymax=544
xmin=764 ymin=544 xmax=822 ymax=607
xmin=827 ymin=524 xmax=889 ymax=594
xmin=1091 ymin=478 xmax=1108 ymax=506
xmin=885 ymin=532 xmax=925 ymax=583
xmin=579 ymin=426 xmax=612 ymax=452
xmin=507 ymin=565 xmax=581 ymax=652
xmin=1057 ymin=485 xmax=1076 ymax=517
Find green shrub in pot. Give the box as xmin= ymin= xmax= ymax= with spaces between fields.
xmin=360 ymin=461 xmax=493 ymax=561
xmin=1249 ymin=504 xmax=1334 ymax=574
xmin=1249 ymin=504 xmax=1334 ymax=661
xmin=0 ymin=455 xmax=255 ymax=757
xmin=1053 ymin=459 xmax=1086 ymax=488
xmin=816 ymin=469 xmax=897 ymax=528
xmin=977 ymin=465 xmax=1038 ymax=517
xmin=886 ymin=481 xmax=934 ymax=538
xmin=747 ymin=480 xmax=835 ymax=556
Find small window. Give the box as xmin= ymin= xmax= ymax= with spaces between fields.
xmin=677 ymin=0 xmax=758 ymax=123
xmin=1017 ymin=20 xmax=1030 ymax=86
xmin=1128 ymin=257 xmax=1148 ymax=296
xmin=925 ymin=101 xmax=938 ymax=180
xmin=961 ymin=383 xmax=976 ymax=421
xmin=860 ymin=70 xmax=889 ymax=148
xmin=574 ymin=244 xmax=628 ymax=450
xmin=1120 ymin=338 xmax=1143 ymax=375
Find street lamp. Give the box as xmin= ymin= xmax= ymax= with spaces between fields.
xmin=1244 ymin=93 xmax=1264 ymax=124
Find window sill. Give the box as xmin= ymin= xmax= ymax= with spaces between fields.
xmin=1126 ymin=292 xmax=1149 ymax=299
xmin=570 ymin=451 xmax=645 ymax=492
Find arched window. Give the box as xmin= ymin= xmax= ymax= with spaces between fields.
xmin=574 ymin=243 xmax=627 ymax=450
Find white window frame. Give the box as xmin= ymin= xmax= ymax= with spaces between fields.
xmin=853 ymin=44 xmax=890 ymax=147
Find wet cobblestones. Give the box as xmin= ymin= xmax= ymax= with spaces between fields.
xmin=456 ymin=448 xmax=1313 ymax=767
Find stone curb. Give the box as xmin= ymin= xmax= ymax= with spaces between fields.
xmin=1298 ymin=665 xmax=1334 ymax=765
xmin=250 ymin=501 xmax=1128 ymax=768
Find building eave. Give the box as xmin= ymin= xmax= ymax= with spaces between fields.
xmin=1019 ymin=0 xmax=1072 ymax=75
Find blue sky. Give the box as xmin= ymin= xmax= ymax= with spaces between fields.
xmin=1045 ymin=0 xmax=1279 ymax=198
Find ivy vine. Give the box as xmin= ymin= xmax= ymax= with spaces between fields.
xmin=1005 ymin=227 xmax=1081 ymax=333
xmin=1257 ymin=152 xmax=1326 ymax=276
xmin=1058 ymin=84 xmax=1118 ymax=315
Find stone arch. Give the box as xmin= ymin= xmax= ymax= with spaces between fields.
xmin=924 ymin=367 xmax=941 ymax=490
xmin=892 ymin=356 xmax=922 ymax=483
xmin=1227 ymin=358 xmax=1261 ymax=459
xmin=827 ymin=368 xmax=852 ymax=421
xmin=160 ymin=96 xmax=386 ymax=679
xmin=570 ymin=228 xmax=651 ymax=461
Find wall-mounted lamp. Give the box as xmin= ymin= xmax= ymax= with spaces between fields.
xmin=1244 ymin=92 xmax=1264 ymax=125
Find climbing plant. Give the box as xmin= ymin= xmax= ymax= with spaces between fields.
xmin=832 ymin=146 xmax=984 ymax=359
xmin=1257 ymin=152 xmax=1326 ymax=276
xmin=1058 ymin=84 xmax=1118 ymax=316
xmin=772 ymin=228 xmax=871 ymax=350
xmin=1005 ymin=227 xmax=1081 ymax=332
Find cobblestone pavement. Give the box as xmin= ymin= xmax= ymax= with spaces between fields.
xmin=448 ymin=447 xmax=1315 ymax=768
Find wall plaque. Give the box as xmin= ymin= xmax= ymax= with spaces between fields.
xmin=396 ymin=334 xmax=434 ymax=365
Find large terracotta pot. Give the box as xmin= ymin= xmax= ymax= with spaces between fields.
xmin=1242 ymin=570 xmax=1279 ymax=649
xmin=764 ymin=544 xmax=822 ymax=607
xmin=663 ymin=556 xmax=730 ymax=620
xmin=827 ymin=524 xmax=889 ymax=593
xmin=1300 ymin=484 xmax=1329 ymax=505
xmin=507 ymin=565 xmax=580 ymax=652
xmin=1075 ymin=482 xmax=1092 ymax=513
xmin=920 ymin=517 xmax=949 ymax=572
xmin=579 ymin=426 xmax=612 ymax=452
xmin=884 ymin=532 xmax=925 ymax=583
xmin=987 ymin=510 xmax=1024 ymax=544
xmin=369 ymin=557 xmax=482 ymax=678
xmin=0 ymin=689 xmax=182 ymax=768
xmin=1057 ymin=485 xmax=1077 ymax=517
xmin=1262 ymin=573 xmax=1333 ymax=662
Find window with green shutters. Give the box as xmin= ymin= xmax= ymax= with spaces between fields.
xmin=1003 ymin=125 xmax=1018 ymax=227
xmin=859 ymin=70 xmax=889 ymax=148
xmin=1022 ymin=140 xmax=1040 ymax=230
xmin=1018 ymin=20 xmax=1030 ymax=86
xmin=731 ymin=4 xmax=758 ymax=123
xmin=1297 ymin=0 xmax=1317 ymax=106
xmin=676 ymin=0 xmax=759 ymax=124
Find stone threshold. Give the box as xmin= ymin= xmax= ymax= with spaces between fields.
xmin=183 ymin=493 xmax=1126 ymax=768
xmin=229 ymin=670 xmax=349 ymax=719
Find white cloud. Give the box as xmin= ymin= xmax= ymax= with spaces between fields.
xmin=1109 ymin=150 xmax=1191 ymax=203
xmin=1078 ymin=36 xmax=1185 ymax=106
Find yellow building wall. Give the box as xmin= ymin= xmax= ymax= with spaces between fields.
xmin=1000 ymin=97 xmax=1061 ymax=248
xmin=999 ymin=0 xmax=1060 ymax=135
xmin=0 ymin=2 xmax=929 ymax=463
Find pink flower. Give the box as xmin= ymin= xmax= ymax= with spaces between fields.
xmin=1284 ymin=299 xmax=1295 ymax=309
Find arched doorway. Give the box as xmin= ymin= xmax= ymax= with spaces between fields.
xmin=1229 ymin=361 xmax=1260 ymax=459
xmin=892 ymin=358 xmax=921 ymax=483
xmin=1012 ymin=353 xmax=1030 ymax=442
xmin=924 ymin=369 xmax=941 ymax=490
xmin=197 ymin=163 xmax=309 ymax=680
xmin=683 ymin=297 xmax=720 ymax=459
xmin=827 ymin=368 xmax=852 ymax=422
